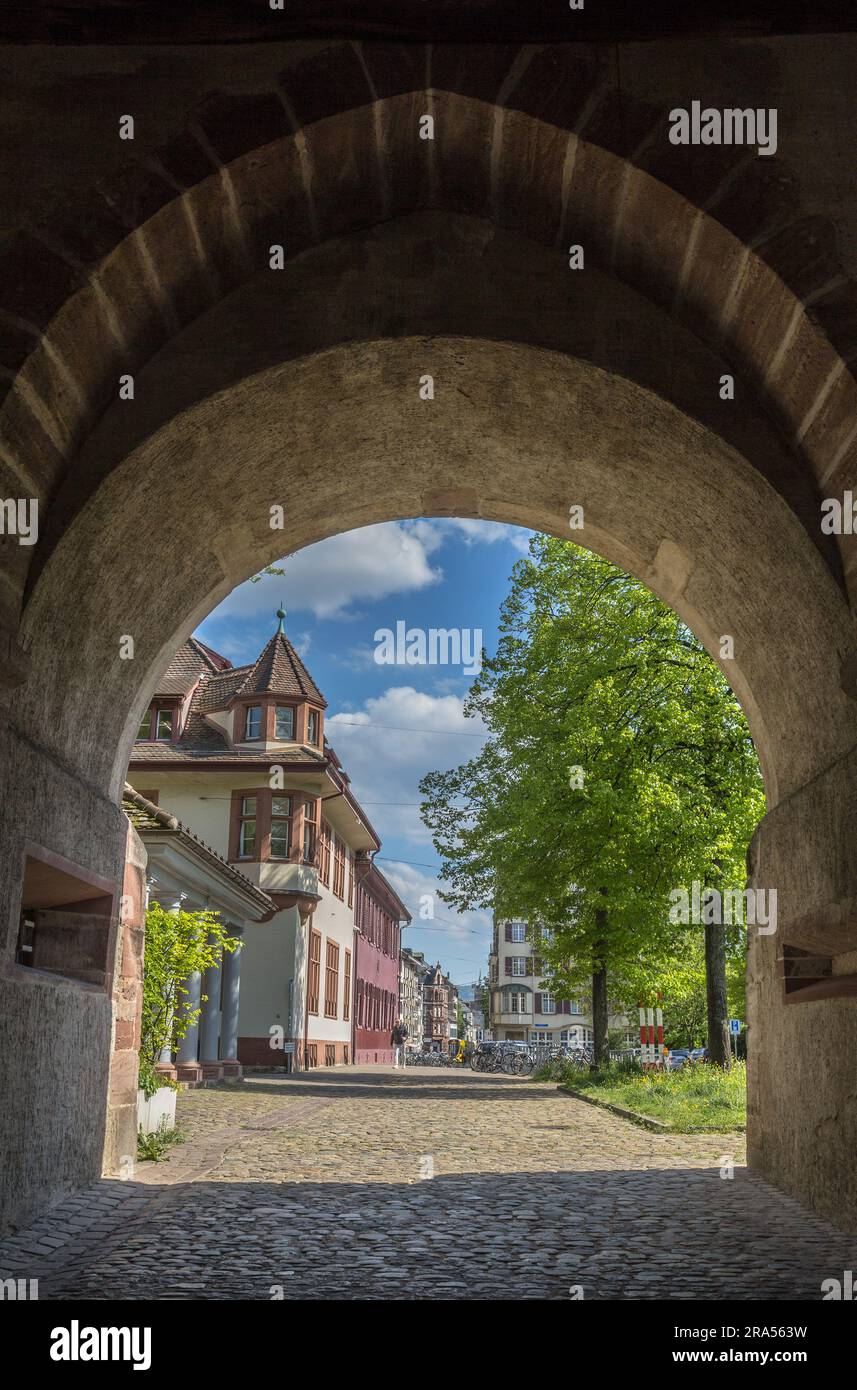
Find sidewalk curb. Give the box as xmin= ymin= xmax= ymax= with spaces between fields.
xmin=556 ymin=1085 xmax=671 ymax=1132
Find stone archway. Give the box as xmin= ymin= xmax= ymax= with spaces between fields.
xmin=3 ymin=35 xmax=857 ymax=1236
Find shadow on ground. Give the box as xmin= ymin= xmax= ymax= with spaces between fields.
xmin=39 ymin=1165 xmax=852 ymax=1302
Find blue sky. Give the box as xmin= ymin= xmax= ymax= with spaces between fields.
xmin=195 ymin=519 xmax=533 ymax=990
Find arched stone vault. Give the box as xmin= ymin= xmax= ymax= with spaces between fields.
xmin=3 ymin=35 xmax=857 ymax=1239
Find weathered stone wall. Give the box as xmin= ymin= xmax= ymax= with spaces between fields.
xmin=2 ymin=27 xmax=857 ymax=1236
xmin=0 ymin=726 xmax=127 ymax=1233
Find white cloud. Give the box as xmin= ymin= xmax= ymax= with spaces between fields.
xmin=326 ymin=686 xmax=487 ymax=846
xmin=214 ymin=521 xmax=446 ymax=623
xmin=442 ymin=519 xmax=533 ymax=555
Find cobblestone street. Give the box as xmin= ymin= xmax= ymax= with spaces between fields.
xmin=1 ymin=1068 xmax=854 ymax=1301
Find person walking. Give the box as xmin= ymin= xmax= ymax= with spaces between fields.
xmin=391 ymin=1018 xmax=408 ymax=1068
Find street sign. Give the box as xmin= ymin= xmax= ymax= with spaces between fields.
xmin=282 ymin=1042 xmax=295 ymax=1054
xmin=729 ymin=1019 xmax=741 ymax=1035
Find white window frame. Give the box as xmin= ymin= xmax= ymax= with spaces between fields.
xmin=245 ymin=705 xmax=262 ymax=740
xmin=510 ymin=956 xmax=527 ymax=977
xmin=510 ymin=922 xmax=526 ymax=943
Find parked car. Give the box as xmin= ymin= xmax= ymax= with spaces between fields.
xmin=666 ymin=1048 xmax=691 ymax=1070
xmin=689 ymin=1047 xmax=709 ymax=1063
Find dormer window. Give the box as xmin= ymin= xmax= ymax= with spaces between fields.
xmin=136 ymin=704 xmax=175 ymax=742
xmin=307 ymin=710 xmax=319 ymax=744
xmin=275 ymin=705 xmax=295 ymax=740
xmin=244 ymin=705 xmax=262 ymax=740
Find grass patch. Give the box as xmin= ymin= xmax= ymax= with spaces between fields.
xmin=558 ymin=1059 xmax=746 ymax=1133
xmin=137 ymin=1122 xmax=185 ymax=1162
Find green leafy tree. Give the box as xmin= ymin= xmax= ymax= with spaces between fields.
xmin=139 ymin=903 xmax=240 ymax=1094
xmin=419 ymin=537 xmax=764 ymax=1065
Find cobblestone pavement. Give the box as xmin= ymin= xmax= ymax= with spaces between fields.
xmin=1 ymin=1068 xmax=854 ymax=1300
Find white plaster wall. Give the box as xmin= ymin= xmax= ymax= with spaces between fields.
xmin=307 ymin=882 xmax=354 ymax=1045
xmin=237 ymin=906 xmax=299 ymax=1040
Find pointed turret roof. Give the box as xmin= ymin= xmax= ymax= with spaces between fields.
xmin=232 ymin=610 xmax=326 ymax=707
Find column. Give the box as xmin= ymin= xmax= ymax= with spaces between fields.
xmin=198 ymin=942 xmax=224 ymax=1081
xmin=220 ymin=926 xmax=243 ymax=1078
xmin=154 ymin=890 xmax=183 ymax=1081
xmin=175 ymin=970 xmax=203 ymax=1085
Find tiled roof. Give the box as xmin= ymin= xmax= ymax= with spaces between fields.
xmin=129 ymin=740 xmax=325 ymax=765
xmin=153 ymin=637 xmax=233 ymax=697
xmin=130 ymin=623 xmax=326 ymax=765
xmin=233 ymin=630 xmax=326 ymax=706
xmin=122 ymin=784 xmax=275 ymax=913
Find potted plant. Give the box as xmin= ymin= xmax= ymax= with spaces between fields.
xmin=137 ymin=903 xmax=239 ymax=1141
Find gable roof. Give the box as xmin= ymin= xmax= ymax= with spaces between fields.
xmin=232 ymin=629 xmax=326 ymax=706
xmin=153 ymin=636 xmax=233 ymax=697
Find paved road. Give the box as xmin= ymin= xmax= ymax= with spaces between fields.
xmin=1 ymin=1067 xmax=853 ymax=1300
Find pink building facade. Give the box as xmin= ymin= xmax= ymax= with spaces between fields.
xmin=353 ymin=860 xmax=410 ymax=1064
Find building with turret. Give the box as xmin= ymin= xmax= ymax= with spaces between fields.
xmin=128 ymin=610 xmax=385 ymax=1069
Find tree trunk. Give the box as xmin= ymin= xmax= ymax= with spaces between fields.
xmin=591 ymin=914 xmax=609 ymax=1068
xmin=704 ymin=919 xmax=731 ymax=1069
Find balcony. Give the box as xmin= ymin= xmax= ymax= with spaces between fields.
xmin=495 ymin=1011 xmax=533 ymax=1026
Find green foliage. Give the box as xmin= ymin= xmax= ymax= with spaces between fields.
xmin=140 ymin=902 xmax=240 ymax=1070
xmin=137 ymin=1121 xmax=185 ymax=1162
xmin=419 ymin=536 xmax=764 ymax=1005
xmin=137 ymin=1057 xmax=180 ymax=1100
xmin=559 ymin=1059 xmax=747 ymax=1132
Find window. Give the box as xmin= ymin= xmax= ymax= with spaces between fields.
xmin=308 ymin=930 xmax=321 ymax=1014
xmin=324 ymin=940 xmax=340 ymax=1018
xmin=302 ymin=798 xmax=317 ymax=863
xmin=510 ymin=956 xmax=527 ymax=976
xmin=511 ymin=922 xmax=527 ymax=942
xmin=540 ymin=993 xmax=556 ymax=1014
xmin=343 ymin=949 xmax=351 ymax=1022
xmin=319 ymin=821 xmax=332 ymax=886
xmin=244 ymin=705 xmax=262 ymax=740
xmin=275 ymin=705 xmax=295 ymax=739
xmin=332 ymin=835 xmax=345 ymax=898
xmin=307 ymin=710 xmax=319 ymax=744
xmin=508 ymin=991 xmax=528 ymax=1013
xmin=270 ymin=795 xmax=291 ymax=858
xmin=136 ymin=706 xmax=174 ymax=741
xmin=238 ymin=796 xmax=256 ymax=858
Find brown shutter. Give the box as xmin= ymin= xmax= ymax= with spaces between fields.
xmin=534 ymin=992 xmax=542 ymax=1013
xmin=562 ymin=999 xmax=571 ymax=1014
xmin=505 ymin=960 xmax=512 ymax=977
xmin=504 ymin=924 xmax=513 ymax=942
xmin=533 ymin=956 xmax=542 ymax=976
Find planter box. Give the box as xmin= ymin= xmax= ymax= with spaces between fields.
xmin=137 ymin=1085 xmax=177 ymax=1135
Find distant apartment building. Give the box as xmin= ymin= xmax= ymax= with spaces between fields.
xmin=400 ymin=947 xmax=430 ymax=1050
xmin=488 ymin=916 xmax=629 ymax=1046
xmin=424 ymin=962 xmax=450 ymax=1051
xmin=353 ymin=857 xmax=410 ymax=1064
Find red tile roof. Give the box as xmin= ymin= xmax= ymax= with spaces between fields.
xmin=233 ymin=629 xmax=326 ymax=706
xmin=153 ymin=636 xmax=233 ymax=697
